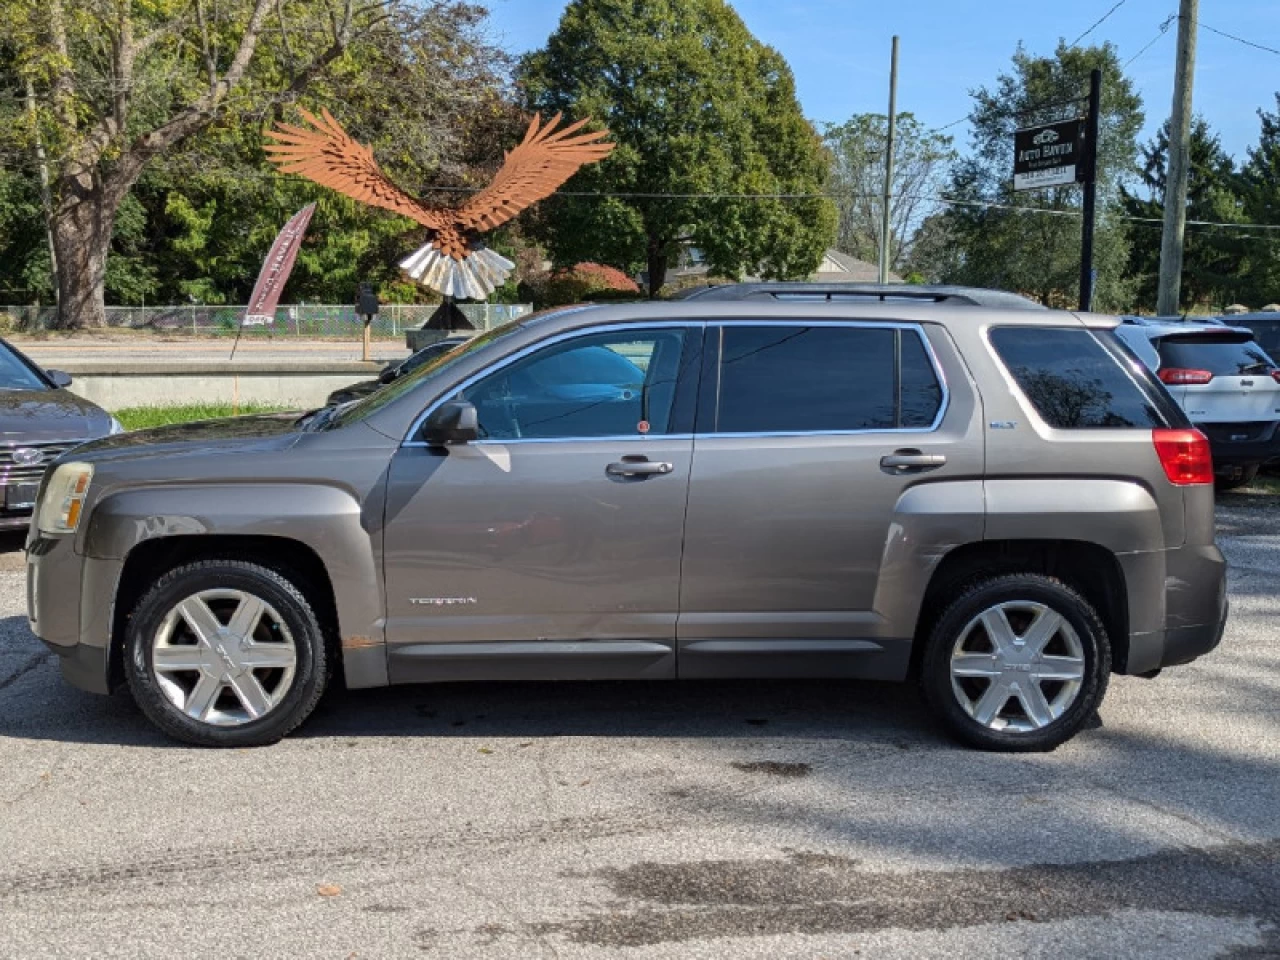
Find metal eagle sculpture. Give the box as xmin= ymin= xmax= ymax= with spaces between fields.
xmin=263 ymin=108 xmax=614 ymax=301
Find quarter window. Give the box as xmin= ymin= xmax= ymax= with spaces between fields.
xmin=990 ymin=327 xmax=1166 ymax=429
xmin=711 ymin=325 xmax=943 ymax=433
xmin=455 ymin=328 xmax=689 ymax=440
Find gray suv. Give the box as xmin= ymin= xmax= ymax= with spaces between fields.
xmin=26 ymin=300 xmax=1228 ymax=751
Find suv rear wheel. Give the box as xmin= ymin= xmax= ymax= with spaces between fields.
xmin=123 ymin=560 xmax=330 ymax=747
xmin=920 ymin=574 xmax=1110 ymax=752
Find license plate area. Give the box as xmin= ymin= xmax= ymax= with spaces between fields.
xmin=5 ymin=483 xmax=40 ymax=509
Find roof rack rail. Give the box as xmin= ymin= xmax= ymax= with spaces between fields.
xmin=674 ymin=282 xmax=1046 ymax=310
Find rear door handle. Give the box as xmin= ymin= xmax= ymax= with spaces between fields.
xmin=880 ymin=450 xmax=947 ymax=472
xmin=606 ymin=456 xmax=674 ymax=478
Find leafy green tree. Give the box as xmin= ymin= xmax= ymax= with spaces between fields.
xmin=517 ymin=0 xmax=835 ymax=297
xmin=823 ymin=113 xmax=956 ymax=273
xmin=1120 ymin=118 xmax=1246 ymax=311
xmin=916 ymin=42 xmax=1143 ymax=310
xmin=1240 ymin=95 xmax=1280 ymax=307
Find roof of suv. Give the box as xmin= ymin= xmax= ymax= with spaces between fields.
xmin=673 ymin=282 xmax=1048 ymax=310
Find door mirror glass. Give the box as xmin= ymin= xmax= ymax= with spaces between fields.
xmin=46 ymin=369 xmax=73 ymax=388
xmin=423 ymin=401 xmax=479 ymax=446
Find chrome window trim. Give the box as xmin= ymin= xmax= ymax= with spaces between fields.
xmin=704 ymin=320 xmax=949 ymax=437
xmin=401 ymin=317 xmax=950 ymax=446
xmin=402 ymin=321 xmax=701 ymax=447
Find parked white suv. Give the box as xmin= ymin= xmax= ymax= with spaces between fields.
xmin=1116 ymin=319 xmax=1280 ymax=488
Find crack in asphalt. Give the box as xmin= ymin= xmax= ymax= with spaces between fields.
xmin=517 ymin=841 xmax=1280 ymax=949
xmin=0 ymin=651 xmax=52 ymax=694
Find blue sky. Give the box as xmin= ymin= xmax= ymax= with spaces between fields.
xmin=485 ymin=0 xmax=1280 ymax=166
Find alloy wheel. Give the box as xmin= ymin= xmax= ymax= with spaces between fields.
xmin=150 ymin=589 xmax=298 ymax=727
xmin=949 ymin=600 xmax=1086 ymax=733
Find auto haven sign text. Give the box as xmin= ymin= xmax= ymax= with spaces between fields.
xmin=1013 ymin=119 xmax=1083 ymax=191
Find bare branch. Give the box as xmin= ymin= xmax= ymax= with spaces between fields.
xmin=194 ymin=0 xmax=217 ymax=88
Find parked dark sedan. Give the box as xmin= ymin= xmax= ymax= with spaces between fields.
xmin=326 ymin=335 xmax=470 ymax=406
xmin=0 ymin=339 xmax=121 ymax=529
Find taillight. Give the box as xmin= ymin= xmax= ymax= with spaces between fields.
xmin=1153 ymin=428 xmax=1214 ymax=485
xmin=1272 ymin=370 xmax=1280 ymax=384
xmin=1158 ymin=367 xmax=1214 ymax=385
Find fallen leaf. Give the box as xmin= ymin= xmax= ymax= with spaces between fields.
xmin=317 ymin=884 xmax=343 ymax=897
xmin=478 ymin=747 xmax=493 ymax=755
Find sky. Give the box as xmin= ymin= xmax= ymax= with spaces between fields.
xmin=484 ymin=0 xmax=1280 ymax=166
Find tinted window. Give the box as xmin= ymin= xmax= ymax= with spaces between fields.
xmin=0 ymin=342 xmax=48 ymax=391
xmin=990 ymin=327 xmax=1166 ymax=429
xmin=713 ymin=325 xmax=941 ymax=433
xmin=458 ymin=328 xmax=687 ymax=440
xmin=901 ymin=330 xmax=944 ymax=428
xmin=1155 ymin=335 xmax=1276 ymax=375
xmin=1238 ymin=322 xmax=1280 ymax=358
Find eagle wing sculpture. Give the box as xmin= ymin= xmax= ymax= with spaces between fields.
xmin=263 ymin=108 xmax=613 ymax=300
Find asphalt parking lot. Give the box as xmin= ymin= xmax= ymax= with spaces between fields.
xmin=0 ymin=501 xmax=1276 ymax=959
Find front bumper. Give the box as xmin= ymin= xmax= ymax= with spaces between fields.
xmin=1199 ymin=420 xmax=1280 ymax=467
xmin=27 ymin=534 xmax=121 ymax=695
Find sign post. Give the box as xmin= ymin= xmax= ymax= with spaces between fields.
xmin=1078 ymin=68 xmax=1103 ymax=313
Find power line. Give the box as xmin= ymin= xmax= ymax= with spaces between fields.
xmin=1197 ymin=20 xmax=1280 ymax=57
xmin=1124 ymin=14 xmax=1177 ymax=67
xmin=1071 ymin=0 xmax=1129 ymax=46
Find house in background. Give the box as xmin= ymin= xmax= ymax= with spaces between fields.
xmin=643 ymin=247 xmax=901 ymax=290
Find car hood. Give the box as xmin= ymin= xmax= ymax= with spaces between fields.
xmin=0 ymin=389 xmax=113 ymax=445
xmin=70 ymin=413 xmax=304 ymax=465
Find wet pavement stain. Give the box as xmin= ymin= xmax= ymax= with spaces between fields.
xmin=528 ymin=841 xmax=1280 ymax=948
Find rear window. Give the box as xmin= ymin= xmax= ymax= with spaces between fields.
xmin=1238 ymin=322 xmax=1280 ymax=357
xmin=1155 ymin=334 xmax=1276 ymax=375
xmin=990 ymin=327 xmax=1169 ymax=430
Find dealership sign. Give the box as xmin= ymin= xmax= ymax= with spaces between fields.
xmin=1013 ymin=119 xmax=1083 ymax=191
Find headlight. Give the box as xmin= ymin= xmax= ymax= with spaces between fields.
xmin=37 ymin=462 xmax=94 ymax=535
xmin=108 ymin=417 xmax=125 ymax=435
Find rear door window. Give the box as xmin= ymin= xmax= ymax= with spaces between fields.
xmin=990 ymin=326 xmax=1170 ymax=429
xmin=1155 ymin=335 xmax=1277 ymax=376
xmin=708 ymin=324 xmax=943 ymax=433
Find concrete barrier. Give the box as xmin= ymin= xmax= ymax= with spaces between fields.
xmin=58 ymin=361 xmax=385 ymax=410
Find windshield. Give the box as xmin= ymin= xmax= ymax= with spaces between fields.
xmin=0 ymin=342 xmax=50 ymax=391
xmin=328 ymin=319 xmax=527 ymax=428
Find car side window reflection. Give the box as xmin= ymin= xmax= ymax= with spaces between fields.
xmin=455 ymin=328 xmax=688 ymax=440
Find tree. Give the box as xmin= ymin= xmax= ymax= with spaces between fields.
xmin=517 ymin=0 xmax=835 ymax=297
xmin=1121 ymin=118 xmax=1246 ymax=311
xmin=914 ymin=43 xmax=1143 ymax=310
xmin=2 ymin=0 xmax=412 ymax=327
xmin=1240 ymin=95 xmax=1280 ymax=307
xmin=823 ymin=113 xmax=955 ymax=272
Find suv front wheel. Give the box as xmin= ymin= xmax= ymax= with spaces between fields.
xmin=124 ymin=560 xmax=330 ymax=747
xmin=921 ymin=574 xmax=1111 ymax=752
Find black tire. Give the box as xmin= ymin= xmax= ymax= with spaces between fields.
xmin=1215 ymin=464 xmax=1259 ymax=491
xmin=920 ymin=574 xmax=1111 ymax=752
xmin=123 ymin=560 xmax=330 ymax=747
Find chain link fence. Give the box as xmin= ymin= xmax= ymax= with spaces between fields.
xmin=0 ymin=303 xmax=533 ymax=338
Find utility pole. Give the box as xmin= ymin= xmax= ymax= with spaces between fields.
xmin=1078 ymin=68 xmax=1102 ymax=312
xmin=25 ymin=79 xmax=58 ymax=306
xmin=1157 ymin=0 xmax=1198 ymax=316
xmin=878 ymin=35 xmax=899 ymax=285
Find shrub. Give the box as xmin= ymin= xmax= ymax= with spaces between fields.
xmin=520 ymin=262 xmax=640 ymax=307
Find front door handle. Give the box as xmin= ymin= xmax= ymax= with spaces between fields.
xmin=880 ymin=450 xmax=947 ymax=472
xmin=606 ymin=456 xmax=674 ymax=478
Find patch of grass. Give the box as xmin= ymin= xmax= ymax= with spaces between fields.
xmin=113 ymin=404 xmax=291 ymax=430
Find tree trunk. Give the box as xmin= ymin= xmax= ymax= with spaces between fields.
xmin=49 ymin=172 xmax=117 ymax=329
xmin=646 ymin=238 xmax=668 ymax=299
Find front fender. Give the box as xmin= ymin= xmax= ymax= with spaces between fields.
xmin=83 ymin=482 xmax=387 ymax=688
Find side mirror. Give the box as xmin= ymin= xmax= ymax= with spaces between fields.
xmin=377 ymin=364 xmax=399 ymax=384
xmin=422 ymin=401 xmax=478 ymax=446
xmin=47 ymin=369 xmax=72 ymax=388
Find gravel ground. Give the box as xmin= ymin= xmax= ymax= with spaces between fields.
xmin=0 ymin=502 xmax=1276 ymax=959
